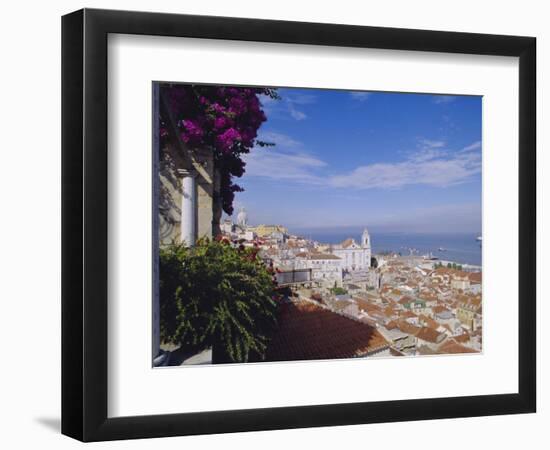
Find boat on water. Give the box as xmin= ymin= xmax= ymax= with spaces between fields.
xmin=423 ymin=252 xmax=438 ymax=260
xmin=476 ymin=236 xmax=482 ymax=241
xmin=438 ymin=247 xmax=447 ymax=252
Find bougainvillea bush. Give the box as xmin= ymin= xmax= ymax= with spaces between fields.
xmin=160 ymin=84 xmax=278 ymax=215
xmin=159 ymin=239 xmax=280 ymax=363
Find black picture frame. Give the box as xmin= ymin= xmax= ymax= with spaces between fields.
xmin=62 ymin=8 xmax=536 ymax=442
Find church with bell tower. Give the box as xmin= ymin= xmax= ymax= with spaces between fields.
xmin=331 ymin=228 xmax=372 ymax=272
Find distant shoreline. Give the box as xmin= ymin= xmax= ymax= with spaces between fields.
xmin=291 ymin=229 xmax=482 ymax=266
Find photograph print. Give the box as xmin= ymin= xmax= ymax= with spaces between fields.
xmin=153 ymin=82 xmax=482 ymax=367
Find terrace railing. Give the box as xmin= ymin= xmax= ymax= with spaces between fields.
xmin=275 ymin=268 xmax=312 ymax=287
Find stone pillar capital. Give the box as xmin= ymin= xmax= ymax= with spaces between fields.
xmin=177 ymin=168 xmax=198 ymax=178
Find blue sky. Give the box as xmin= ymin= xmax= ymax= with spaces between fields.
xmin=232 ymin=88 xmax=482 ymax=234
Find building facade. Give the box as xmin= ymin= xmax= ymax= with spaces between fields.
xmin=331 ymin=228 xmax=372 ymax=272
xmin=252 ymin=224 xmax=289 ymax=238
xmin=295 ymin=253 xmax=344 ymax=288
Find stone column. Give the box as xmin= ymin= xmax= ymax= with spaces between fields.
xmin=179 ymin=169 xmax=197 ymax=246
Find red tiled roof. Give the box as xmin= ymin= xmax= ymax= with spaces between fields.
xmin=438 ymin=339 xmax=478 ymax=354
xmin=262 ymin=301 xmax=389 ymax=362
xmin=418 ymin=314 xmax=440 ymax=330
xmin=453 ymin=332 xmax=471 ymax=343
xmin=417 ymin=345 xmax=438 ymax=355
xmin=469 ymin=272 xmax=482 ymax=283
xmin=309 ymin=253 xmax=341 ymax=260
xmin=432 ymin=305 xmax=451 ymax=314
xmin=356 ymin=299 xmax=382 ymax=314
xmin=416 ymin=327 xmax=446 ymax=344
xmin=400 ymin=310 xmax=417 ymax=319
xmin=340 ymin=238 xmax=354 ymax=248
xmin=396 ymin=320 xmax=421 ymax=336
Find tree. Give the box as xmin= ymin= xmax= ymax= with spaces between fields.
xmin=331 ymin=287 xmax=348 ymax=296
xmin=159 ymin=239 xmax=279 ymax=363
xmin=160 ymin=84 xmax=279 ymax=215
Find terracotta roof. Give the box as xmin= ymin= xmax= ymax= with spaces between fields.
xmin=309 ymin=253 xmax=341 ymax=260
xmin=400 ymin=310 xmax=417 ymax=319
xmin=417 ymin=345 xmax=438 ymax=355
xmin=262 ymin=301 xmax=389 ymax=362
xmin=416 ymin=327 xmax=446 ymax=344
xmin=438 ymin=339 xmax=478 ymax=354
xmin=418 ymin=292 xmax=438 ymax=302
xmin=396 ymin=320 xmax=421 ymax=336
xmin=469 ymin=272 xmax=482 ymax=283
xmin=453 ymin=332 xmax=471 ymax=343
xmin=340 ymin=238 xmax=355 ymax=248
xmin=432 ymin=305 xmax=451 ymax=314
xmin=418 ymin=314 xmax=440 ymax=330
xmin=356 ymin=299 xmax=382 ymax=314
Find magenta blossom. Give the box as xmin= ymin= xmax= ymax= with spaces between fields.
xmin=160 ymin=84 xmax=277 ymax=214
xmin=214 ymin=116 xmax=231 ymax=130
xmin=217 ymin=128 xmax=241 ymax=151
xmin=180 ymin=120 xmax=204 ymax=145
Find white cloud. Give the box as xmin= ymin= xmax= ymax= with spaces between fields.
xmin=244 ymin=131 xmax=324 ymax=182
xmin=280 ymin=91 xmax=316 ymax=121
xmin=419 ymin=139 xmax=446 ymax=149
xmin=244 ymin=133 xmax=481 ymax=192
xmin=328 ymin=141 xmax=481 ymax=190
xmin=350 ymin=92 xmax=371 ymax=101
xmin=243 ymin=149 xmax=325 ymax=182
xmin=287 ymin=102 xmax=307 ymax=120
xmin=260 ymin=90 xmax=317 ymax=121
xmin=461 ymin=140 xmax=482 ymax=152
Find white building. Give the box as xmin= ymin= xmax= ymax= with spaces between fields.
xmin=237 ymin=207 xmax=248 ymax=227
xmin=331 ymin=228 xmax=372 ymax=272
xmin=220 ymin=219 xmax=234 ymax=235
xmin=296 ymin=252 xmax=344 ymax=287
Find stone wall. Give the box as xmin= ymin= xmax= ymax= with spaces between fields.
xmin=158 ymin=142 xmax=220 ymax=246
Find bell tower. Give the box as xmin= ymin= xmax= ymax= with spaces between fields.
xmin=362 ymin=228 xmax=370 ymax=248
xmin=362 ymin=228 xmax=372 ymax=269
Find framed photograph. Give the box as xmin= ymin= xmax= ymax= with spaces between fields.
xmin=62 ymin=8 xmax=536 ymax=442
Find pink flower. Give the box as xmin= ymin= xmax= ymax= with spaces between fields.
xmin=210 ymin=103 xmax=225 ymax=114
xmin=214 ymin=116 xmax=231 ymax=130
xmin=180 ymin=120 xmax=204 ymax=145
xmin=217 ymin=127 xmax=241 ymax=151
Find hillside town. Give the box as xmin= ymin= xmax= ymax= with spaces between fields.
xmin=154 ymin=84 xmax=484 ymax=366
xmin=220 ymin=208 xmax=482 ymax=360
